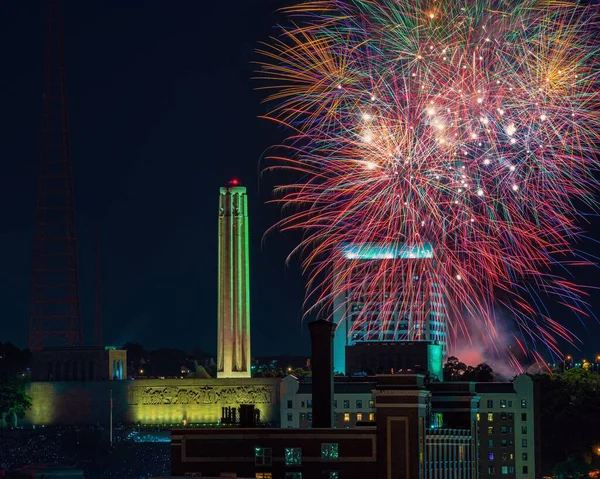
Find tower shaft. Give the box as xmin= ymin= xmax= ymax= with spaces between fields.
xmin=29 ymin=0 xmax=82 ymax=350
xmin=217 ymin=185 xmax=251 ymax=378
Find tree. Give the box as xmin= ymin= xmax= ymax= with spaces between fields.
xmin=552 ymin=454 xmax=591 ymax=479
xmin=443 ymin=356 xmax=467 ymax=381
xmin=0 ymin=342 xmax=31 ymax=381
xmin=533 ymin=370 xmax=600 ymax=474
xmin=443 ymin=357 xmax=495 ymax=382
xmin=122 ymin=342 xmax=148 ymax=370
xmin=467 ymin=363 xmax=495 ymax=382
xmin=0 ymin=379 xmax=32 ymax=427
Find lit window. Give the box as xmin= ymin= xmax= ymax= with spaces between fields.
xmin=501 ymin=439 xmax=507 ymax=447
xmin=522 ymin=439 xmax=527 ymax=447
xmin=488 ymin=466 xmax=495 ymax=474
xmin=488 ymin=426 xmax=494 ymax=434
xmin=500 ymin=400 xmax=506 ymax=408
xmin=329 ymin=473 xmax=339 ymax=479
xmin=357 ymin=413 xmax=363 ymax=421
xmin=501 ymin=453 xmax=507 ymax=461
xmin=369 ymin=399 xmax=375 ymax=408
xmin=255 ymin=447 xmax=272 ymax=466
xmin=501 ymin=466 xmax=508 ymax=474
xmin=489 ymin=452 xmax=494 ymax=461
xmin=285 ymin=447 xmax=302 ymax=466
xmin=522 ymin=425 xmax=527 ymax=434
xmin=322 ymin=443 xmax=339 ymax=460
xmin=459 ymin=446 xmax=465 ymax=461
xmin=287 ymin=400 xmax=293 ymax=408
xmin=287 ymin=413 xmax=293 ymax=422
xmin=521 ymin=399 xmax=527 ymax=408
xmin=476 ymin=413 xmax=480 ymax=421
xmin=487 ymin=400 xmax=494 ymax=408
xmin=500 ymin=426 xmax=507 ymax=434
xmin=256 ymin=474 xmax=272 ymax=479
xmin=487 ymin=413 xmax=494 ymax=422
xmin=508 ymin=413 xmax=514 ymax=420
xmin=509 ymin=453 xmax=514 ymax=460
xmin=356 ymin=400 xmax=362 ymax=408
xmin=521 ymin=413 xmax=527 ymax=421
xmin=307 ymin=400 xmax=312 ymax=408
xmin=300 ymin=401 xmax=305 ymax=408
xmin=343 ymin=400 xmax=350 ymax=409
xmin=500 ymin=412 xmax=507 ymax=420
xmin=509 ymin=466 xmax=515 ymax=473
xmin=523 ymin=466 xmax=528 ymax=474
xmin=508 ymin=426 xmax=513 ymax=433
xmin=300 ymin=413 xmax=306 ymax=421
xmin=369 ymin=413 xmax=375 ymax=421
xmin=522 ymin=453 xmax=528 ymax=461
xmin=488 ymin=439 xmax=494 ymax=447
xmin=307 ymin=413 xmax=312 ymax=421
xmin=344 ymin=413 xmax=350 ymax=422
xmin=285 ymin=474 xmax=302 ymax=479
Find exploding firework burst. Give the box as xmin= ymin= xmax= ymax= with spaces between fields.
xmin=257 ymin=0 xmax=600 ymax=365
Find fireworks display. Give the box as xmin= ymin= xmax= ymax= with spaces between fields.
xmin=257 ymin=0 xmax=600 ymax=365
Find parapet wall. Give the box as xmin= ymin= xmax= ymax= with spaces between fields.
xmin=25 ymin=378 xmax=281 ymax=427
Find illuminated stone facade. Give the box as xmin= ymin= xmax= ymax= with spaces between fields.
xmin=24 ymin=378 xmax=281 ymax=426
xmin=217 ymin=183 xmax=251 ymax=378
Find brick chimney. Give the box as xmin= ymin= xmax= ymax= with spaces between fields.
xmin=308 ymin=319 xmax=335 ymax=428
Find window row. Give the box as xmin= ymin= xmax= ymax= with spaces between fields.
xmin=486 ymin=399 xmax=527 ymax=409
xmin=291 ymin=412 xmax=375 ymax=422
xmin=290 ymin=399 xmax=375 ymax=409
xmin=486 ymin=426 xmax=527 ymax=434
xmin=255 ymin=443 xmax=339 ymax=466
xmin=487 ymin=439 xmax=527 ymax=447
xmin=480 ymin=412 xmax=528 ymax=421
xmin=256 ymin=474 xmax=338 ymax=479
xmin=487 ymin=466 xmax=528 ymax=474
xmin=488 ymin=452 xmax=529 ymax=461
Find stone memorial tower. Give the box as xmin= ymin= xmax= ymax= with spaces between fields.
xmin=217 ymin=179 xmax=251 ymax=378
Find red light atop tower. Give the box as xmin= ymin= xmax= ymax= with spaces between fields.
xmin=228 ymin=178 xmax=240 ymax=186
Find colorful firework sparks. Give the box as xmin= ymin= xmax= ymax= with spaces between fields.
xmin=256 ymin=0 xmax=600 ymax=364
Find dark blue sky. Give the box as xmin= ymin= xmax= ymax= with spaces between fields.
xmin=0 ymin=1 xmax=598 ymax=360
xmin=0 ymin=0 xmax=309 ymax=356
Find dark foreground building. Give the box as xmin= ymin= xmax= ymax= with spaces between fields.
xmin=171 ymin=319 xmax=478 ymax=479
xmin=171 ymin=374 xmax=477 ymax=479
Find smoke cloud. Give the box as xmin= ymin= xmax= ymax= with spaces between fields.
xmin=449 ymin=312 xmax=521 ymax=380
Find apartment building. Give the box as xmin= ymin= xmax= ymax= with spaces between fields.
xmin=476 ymin=375 xmax=539 ymax=479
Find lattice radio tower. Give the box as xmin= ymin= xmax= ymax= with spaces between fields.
xmin=29 ymin=0 xmax=82 ymax=350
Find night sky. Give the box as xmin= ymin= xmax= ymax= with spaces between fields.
xmin=0 ymin=1 xmax=598 ymax=360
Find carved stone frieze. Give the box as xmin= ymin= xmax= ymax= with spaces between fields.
xmin=132 ymin=385 xmax=272 ymax=406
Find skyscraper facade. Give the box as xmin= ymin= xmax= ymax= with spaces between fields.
xmin=217 ymin=180 xmax=251 ymax=378
xmin=332 ymin=242 xmax=447 ymax=374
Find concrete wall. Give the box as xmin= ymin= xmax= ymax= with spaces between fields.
xmin=25 ymin=378 xmax=281 ymax=427
xmin=31 ymin=348 xmax=127 ymax=381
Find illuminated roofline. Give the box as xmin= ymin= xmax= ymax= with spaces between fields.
xmin=341 ymin=242 xmax=433 ymax=260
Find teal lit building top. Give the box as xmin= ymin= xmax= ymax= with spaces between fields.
xmin=341 ymin=242 xmax=434 ymax=260
xmin=333 ymin=241 xmax=446 ymax=375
